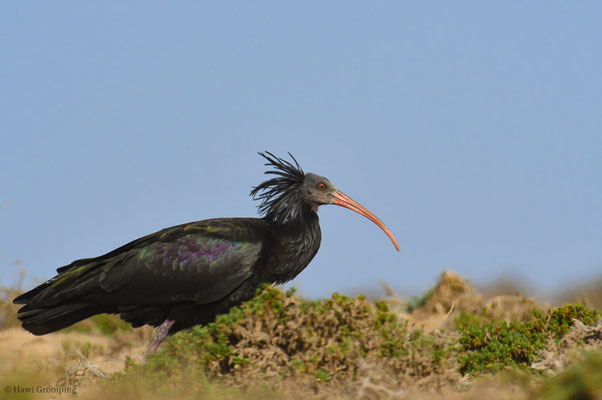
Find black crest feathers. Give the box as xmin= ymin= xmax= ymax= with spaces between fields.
xmin=250 ymin=152 xmax=307 ymax=223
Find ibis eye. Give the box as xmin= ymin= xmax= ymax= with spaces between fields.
xmin=317 ymin=183 xmax=326 ymax=191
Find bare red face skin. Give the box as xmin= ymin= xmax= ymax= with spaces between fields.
xmin=331 ymin=190 xmax=400 ymax=252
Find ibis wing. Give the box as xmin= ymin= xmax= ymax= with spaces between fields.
xmin=17 ymin=219 xmax=267 ymax=308
xmin=95 ymin=235 xmax=262 ymax=305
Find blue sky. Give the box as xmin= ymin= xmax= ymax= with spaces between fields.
xmin=2 ymin=2 xmax=601 ymax=298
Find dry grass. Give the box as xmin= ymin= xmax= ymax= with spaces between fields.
xmin=1 ymin=270 xmax=601 ymax=400
xmin=0 ymin=267 xmax=26 ymax=331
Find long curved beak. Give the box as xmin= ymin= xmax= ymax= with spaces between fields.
xmin=331 ymin=190 xmax=400 ymax=252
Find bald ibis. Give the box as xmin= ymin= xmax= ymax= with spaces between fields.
xmin=14 ymin=152 xmax=399 ymax=353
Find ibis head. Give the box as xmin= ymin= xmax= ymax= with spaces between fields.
xmin=251 ymin=152 xmax=399 ymax=251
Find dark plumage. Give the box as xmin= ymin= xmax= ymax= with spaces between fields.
xmin=14 ymin=152 xmax=398 ymax=353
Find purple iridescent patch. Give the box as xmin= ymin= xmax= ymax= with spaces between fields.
xmin=175 ymin=241 xmax=239 ymax=264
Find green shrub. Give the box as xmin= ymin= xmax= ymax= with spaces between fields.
xmin=405 ymin=287 xmax=434 ymax=313
xmin=457 ymin=304 xmax=600 ymax=376
xmin=113 ymin=285 xmax=453 ymax=390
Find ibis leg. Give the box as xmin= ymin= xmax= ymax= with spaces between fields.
xmin=146 ymin=319 xmax=175 ymax=354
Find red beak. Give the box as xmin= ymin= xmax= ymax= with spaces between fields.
xmin=331 ymin=190 xmax=400 ymax=252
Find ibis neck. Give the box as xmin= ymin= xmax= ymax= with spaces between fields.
xmin=265 ymin=205 xmax=322 ymax=283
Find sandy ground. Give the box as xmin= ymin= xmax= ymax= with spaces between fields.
xmin=0 ymin=327 xmax=148 ymax=380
